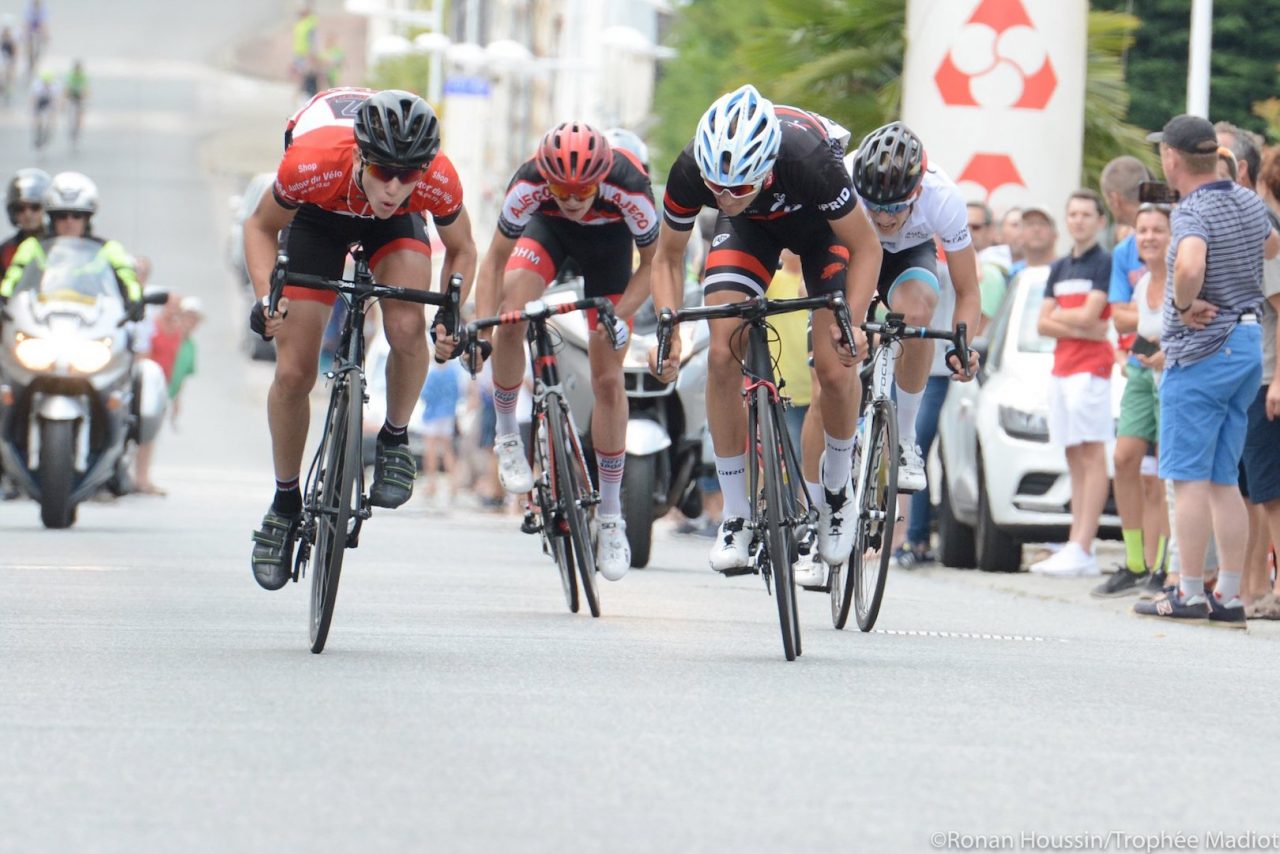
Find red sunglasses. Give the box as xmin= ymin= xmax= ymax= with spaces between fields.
xmin=363 ymin=161 xmax=427 ymax=185
xmin=547 ymin=182 xmax=599 ymax=202
xmin=703 ymin=177 xmax=763 ymax=199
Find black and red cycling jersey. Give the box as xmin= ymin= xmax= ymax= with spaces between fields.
xmin=662 ymin=107 xmax=855 ymax=231
xmin=496 ymin=149 xmax=658 ymax=248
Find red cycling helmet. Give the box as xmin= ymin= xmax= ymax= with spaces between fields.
xmin=534 ymin=122 xmax=613 ymax=189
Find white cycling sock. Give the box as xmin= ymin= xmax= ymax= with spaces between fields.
xmin=821 ymin=432 xmax=855 ymax=491
xmin=896 ymin=386 xmax=923 ymax=449
xmin=715 ymin=453 xmax=751 ymax=520
xmin=805 ymin=480 xmax=823 ymax=507
xmin=494 ymin=380 xmax=521 ymax=438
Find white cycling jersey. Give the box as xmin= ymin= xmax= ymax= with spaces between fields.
xmin=846 ymin=159 xmax=972 ymax=255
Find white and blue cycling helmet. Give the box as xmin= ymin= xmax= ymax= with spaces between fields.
xmin=693 ymin=84 xmax=781 ymax=187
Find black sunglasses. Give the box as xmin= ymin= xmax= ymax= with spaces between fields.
xmin=9 ymin=202 xmax=41 ymax=214
xmin=51 ymin=211 xmax=88 ymax=221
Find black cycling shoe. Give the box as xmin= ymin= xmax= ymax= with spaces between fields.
xmin=1091 ymin=565 xmax=1149 ymax=598
xmin=251 ymin=508 xmax=301 ymax=591
xmin=369 ymin=441 xmax=417 ymax=508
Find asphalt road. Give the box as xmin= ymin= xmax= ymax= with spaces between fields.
xmin=2 ymin=5 xmax=1279 ymax=853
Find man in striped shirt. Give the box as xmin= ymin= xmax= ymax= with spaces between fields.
xmin=1135 ymin=115 xmax=1280 ymax=627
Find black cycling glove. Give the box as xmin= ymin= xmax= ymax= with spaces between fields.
xmin=249 ymin=295 xmax=280 ymax=342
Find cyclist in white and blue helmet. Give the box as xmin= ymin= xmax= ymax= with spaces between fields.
xmin=648 ymin=84 xmax=883 ymax=577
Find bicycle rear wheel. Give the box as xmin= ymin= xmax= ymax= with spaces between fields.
xmin=535 ymin=412 xmax=578 ymax=614
xmin=549 ymin=395 xmax=600 ymax=618
xmin=853 ymin=398 xmax=898 ymax=632
xmin=758 ymin=388 xmax=801 ymax=661
xmin=309 ymin=378 xmax=361 ymax=653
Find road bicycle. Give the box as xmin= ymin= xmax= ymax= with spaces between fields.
xmin=830 ymin=311 xmax=968 ymax=632
xmin=464 ymin=297 xmax=624 ymax=618
xmin=657 ymin=292 xmax=857 ymax=661
xmin=267 ymin=249 xmax=462 ymax=653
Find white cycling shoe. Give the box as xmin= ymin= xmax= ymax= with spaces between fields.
xmin=708 ymin=517 xmax=752 ymax=572
xmin=595 ymin=514 xmax=631 ymax=581
xmin=494 ymin=433 xmax=534 ymax=494
xmin=817 ymin=453 xmax=857 ymax=565
xmin=793 ymin=551 xmax=828 ymax=589
xmin=897 ymin=442 xmax=927 ymax=494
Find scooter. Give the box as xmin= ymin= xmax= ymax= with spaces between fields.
xmin=0 ymin=237 xmax=168 ymax=528
xmin=550 ymin=281 xmax=710 ymax=567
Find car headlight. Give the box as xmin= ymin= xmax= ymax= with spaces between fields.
xmin=14 ymin=333 xmax=57 ymax=371
xmin=69 ymin=339 xmax=113 ymax=373
xmin=998 ymin=404 xmax=1050 ymax=442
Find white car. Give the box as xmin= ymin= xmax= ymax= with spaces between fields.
xmin=932 ymin=267 xmax=1123 ymax=572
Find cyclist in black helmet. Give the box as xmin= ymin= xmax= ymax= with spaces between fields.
xmin=242 ymin=87 xmax=477 ymax=591
xmin=846 ymin=121 xmax=981 ymax=494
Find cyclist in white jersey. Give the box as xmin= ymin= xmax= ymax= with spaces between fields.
xmin=847 ymin=122 xmax=981 ymax=492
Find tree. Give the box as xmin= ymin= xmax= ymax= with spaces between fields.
xmin=654 ymin=0 xmax=1157 ymax=188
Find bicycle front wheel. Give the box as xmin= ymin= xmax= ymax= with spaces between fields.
xmin=853 ymin=398 xmax=898 ymax=632
xmin=759 ymin=388 xmax=801 ymax=661
xmin=535 ymin=412 xmax=578 ymax=614
xmin=309 ymin=378 xmax=361 ymax=653
xmin=549 ymin=396 xmax=600 ymax=618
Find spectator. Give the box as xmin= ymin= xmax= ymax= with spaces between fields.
xmin=291 ymin=2 xmax=319 ymax=98
xmin=980 ymin=206 xmax=1025 ymax=279
xmin=766 ymin=249 xmax=811 ymax=454
xmin=1215 ymin=120 xmax=1263 ymax=192
xmin=168 ymin=296 xmax=203 ymax=423
xmin=1217 ymin=146 xmax=1238 ymax=183
xmin=418 ymin=355 xmax=466 ymax=506
xmin=1032 ymin=189 xmax=1113 ymax=576
xmin=323 ymin=35 xmax=345 ymax=89
xmin=1094 ymin=203 xmax=1171 ymax=597
xmin=135 ymin=291 xmax=183 ymax=496
xmin=1135 ymin=115 xmax=1280 ymax=627
xmin=969 ymin=201 xmax=1007 ymax=335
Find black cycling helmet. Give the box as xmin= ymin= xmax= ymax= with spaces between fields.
xmin=850 ymin=121 xmax=927 ymax=205
xmin=353 ymin=89 xmax=441 ymax=169
xmin=6 ymin=167 xmax=51 ymax=225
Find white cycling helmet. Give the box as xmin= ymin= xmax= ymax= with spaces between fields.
xmin=604 ymin=128 xmax=649 ymax=172
xmin=693 ymin=84 xmax=781 ymax=187
xmin=44 ymin=171 xmax=99 ymax=215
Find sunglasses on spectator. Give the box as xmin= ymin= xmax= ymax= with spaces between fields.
xmin=363 ymin=161 xmax=427 ymax=185
xmin=9 ymin=202 xmax=41 ymax=214
xmin=865 ymin=198 xmax=915 ymax=214
xmin=51 ymin=211 xmax=88 ymax=221
xmin=547 ymin=183 xmax=598 ymax=202
xmin=703 ymin=178 xmax=763 ymax=199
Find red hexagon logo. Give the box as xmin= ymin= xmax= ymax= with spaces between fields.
xmin=957 ymin=152 xmax=1026 ymax=201
xmin=934 ymin=0 xmax=1057 ymax=111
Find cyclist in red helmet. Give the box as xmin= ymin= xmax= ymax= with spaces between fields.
xmin=463 ymin=120 xmax=658 ymax=581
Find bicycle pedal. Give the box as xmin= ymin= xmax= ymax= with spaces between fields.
xmin=520 ymin=513 xmax=542 ymax=535
xmin=716 ymin=566 xmax=757 ymax=578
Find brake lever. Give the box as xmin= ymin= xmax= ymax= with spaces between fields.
xmin=951 ymin=322 xmax=971 ymax=379
xmin=268 ymin=252 xmax=288 ymax=317
xmin=655 ymin=307 xmax=675 ymax=376
xmin=829 ymin=294 xmax=857 ymax=359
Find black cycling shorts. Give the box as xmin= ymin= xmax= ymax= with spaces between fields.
xmin=877 ymin=241 xmax=940 ymax=304
xmin=280 ymin=205 xmax=432 ymax=306
xmin=505 ymin=215 xmax=632 ymax=329
xmin=702 ymin=211 xmax=850 ymax=299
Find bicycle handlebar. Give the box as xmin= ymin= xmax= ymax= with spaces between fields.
xmin=461 ymin=296 xmax=619 ymax=377
xmin=654 ymin=292 xmax=857 ymax=371
xmin=863 ymin=313 xmax=970 ymax=378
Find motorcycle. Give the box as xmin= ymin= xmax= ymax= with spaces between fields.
xmin=0 ymin=237 xmax=169 ymax=528
xmin=549 ymin=280 xmax=711 ymax=567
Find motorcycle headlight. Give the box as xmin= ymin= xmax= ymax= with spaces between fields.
xmin=998 ymin=404 xmax=1050 ymax=442
xmin=14 ymin=333 xmax=57 ymax=371
xmin=69 ymin=338 xmax=113 ymax=373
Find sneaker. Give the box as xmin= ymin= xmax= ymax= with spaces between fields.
xmin=1134 ymin=588 xmax=1210 ymax=622
xmin=1207 ymin=593 xmax=1247 ymax=629
xmin=369 ymin=441 xmax=417 ymax=508
xmin=495 ymin=433 xmax=534 ymax=494
xmin=1028 ymin=543 xmax=1101 ymax=577
xmin=1138 ymin=568 xmax=1168 ymax=600
xmin=709 ymin=517 xmax=752 ymax=573
xmin=595 ymin=514 xmax=631 ymax=581
xmin=793 ymin=551 xmax=827 ymax=589
xmin=892 ymin=543 xmax=935 ymax=569
xmin=1091 ymin=566 xmax=1149 ymax=598
xmin=897 ymin=442 xmax=926 ymax=494
xmin=817 ymin=453 xmax=857 ymax=565
xmin=250 ymin=508 xmax=300 ymax=591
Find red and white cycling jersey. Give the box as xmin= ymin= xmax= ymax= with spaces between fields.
xmin=273 ymin=87 xmax=463 ymax=225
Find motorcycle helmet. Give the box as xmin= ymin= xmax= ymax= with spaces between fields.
xmin=44 ymin=171 xmax=99 ymax=216
xmin=6 ymin=167 xmax=51 ymax=225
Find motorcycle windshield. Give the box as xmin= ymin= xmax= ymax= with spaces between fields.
xmin=12 ymin=238 xmax=120 ymax=307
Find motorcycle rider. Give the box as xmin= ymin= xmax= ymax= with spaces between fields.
xmin=464 ymin=121 xmax=658 ymax=582
xmin=1 ymin=167 xmax=49 ymax=269
xmin=0 ymin=171 xmax=142 ymax=311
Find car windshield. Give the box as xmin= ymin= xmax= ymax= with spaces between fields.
xmin=1015 ymin=276 xmax=1056 ymax=354
xmin=12 ymin=237 xmax=120 ymax=306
